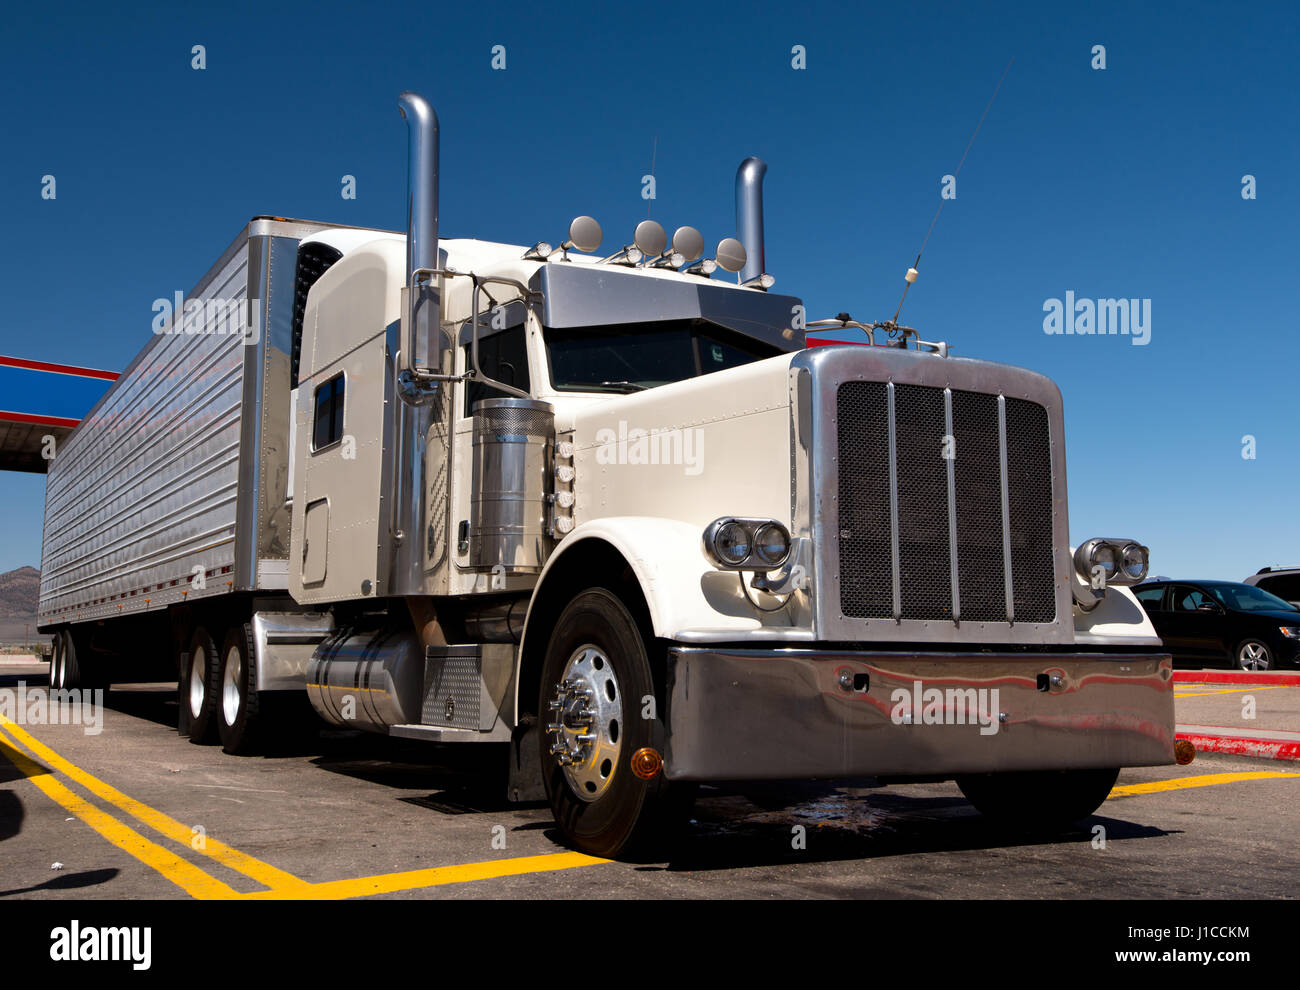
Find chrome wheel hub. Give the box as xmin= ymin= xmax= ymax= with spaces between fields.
xmin=546 ymin=645 xmax=623 ymax=802
xmin=1239 ymin=643 xmax=1269 ymax=671
xmin=189 ymin=651 xmax=206 ymax=719
xmin=221 ymin=647 xmax=242 ymax=725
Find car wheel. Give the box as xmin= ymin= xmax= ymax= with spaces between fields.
xmin=1235 ymin=639 xmax=1272 ymax=672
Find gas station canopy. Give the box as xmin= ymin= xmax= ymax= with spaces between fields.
xmin=0 ymin=355 xmax=118 ymax=473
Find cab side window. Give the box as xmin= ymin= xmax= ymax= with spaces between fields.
xmin=312 ymin=373 xmax=345 ymax=450
xmin=464 ymin=323 xmax=530 ymax=414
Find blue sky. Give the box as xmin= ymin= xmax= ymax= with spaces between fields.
xmin=1 ymin=0 xmax=1296 ymax=580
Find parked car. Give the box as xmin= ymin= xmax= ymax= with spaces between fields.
xmin=1244 ymin=567 xmax=1300 ymax=608
xmin=1133 ymin=579 xmax=1300 ymax=671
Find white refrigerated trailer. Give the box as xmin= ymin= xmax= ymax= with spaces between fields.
xmin=38 ymin=92 xmax=1180 ymax=857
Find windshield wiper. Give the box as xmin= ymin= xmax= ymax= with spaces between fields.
xmin=564 ymin=380 xmax=649 ymax=393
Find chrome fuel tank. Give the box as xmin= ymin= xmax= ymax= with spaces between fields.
xmin=306 ymin=626 xmax=424 ymax=731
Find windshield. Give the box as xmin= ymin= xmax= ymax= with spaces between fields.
xmin=1207 ymin=583 xmax=1299 ymax=612
xmin=544 ymin=318 xmax=783 ymax=393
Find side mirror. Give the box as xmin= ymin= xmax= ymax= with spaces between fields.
xmin=1195 ymin=602 xmax=1220 ymax=613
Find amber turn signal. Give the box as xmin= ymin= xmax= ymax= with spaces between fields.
xmin=630 ymin=747 xmax=663 ymax=780
xmin=1174 ymin=739 xmax=1196 ymax=765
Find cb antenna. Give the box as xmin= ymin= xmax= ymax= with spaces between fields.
xmin=880 ymin=57 xmax=1014 ymax=341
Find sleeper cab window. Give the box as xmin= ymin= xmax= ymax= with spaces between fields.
xmin=312 ymin=373 xmax=345 ymax=451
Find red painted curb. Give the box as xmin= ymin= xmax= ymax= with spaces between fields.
xmin=1176 ymin=731 xmax=1300 ymax=762
xmin=1173 ymin=670 xmax=1300 ymax=686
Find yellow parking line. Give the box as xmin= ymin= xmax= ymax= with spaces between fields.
xmin=1109 ymin=771 xmax=1299 ymax=797
xmin=0 ymin=715 xmax=610 ymax=900
xmin=0 ymin=728 xmax=239 ymax=899
xmin=236 ymin=851 xmax=611 ymax=900
xmin=0 ymin=714 xmax=309 ymax=892
xmin=1174 ymin=685 xmax=1290 ymax=698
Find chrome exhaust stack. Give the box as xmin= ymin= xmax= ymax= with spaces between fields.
xmin=397 ymin=91 xmax=441 ymax=372
xmin=390 ymin=92 xmax=446 ymax=624
xmin=736 ymin=157 xmax=769 ymax=288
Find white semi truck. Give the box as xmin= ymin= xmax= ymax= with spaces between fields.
xmin=38 ymin=92 xmax=1178 ymax=857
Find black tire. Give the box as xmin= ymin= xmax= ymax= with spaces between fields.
xmin=217 ymin=623 xmax=261 ymax=755
xmin=184 ymin=626 xmax=220 ymax=744
xmin=59 ymin=627 xmax=108 ymax=692
xmin=48 ymin=630 xmax=66 ymax=690
xmin=1234 ymin=638 xmax=1272 ymax=672
xmin=538 ymin=588 xmax=693 ymax=860
xmin=956 ymin=767 xmax=1120 ymax=830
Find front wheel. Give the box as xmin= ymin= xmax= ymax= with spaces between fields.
xmin=956 ymin=767 xmax=1120 ymax=830
xmin=539 ymin=589 xmax=692 ymax=859
xmin=1235 ymin=639 xmax=1272 ymax=671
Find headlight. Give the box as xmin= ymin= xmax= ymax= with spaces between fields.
xmin=1074 ymin=538 xmax=1149 ymax=587
xmin=713 ymin=522 xmax=751 ymax=566
xmin=1119 ymin=543 xmax=1149 ymax=583
xmin=704 ymin=518 xmax=791 ymax=570
xmin=752 ymin=523 xmax=791 ymax=567
xmin=1280 ymin=626 xmax=1300 ymax=639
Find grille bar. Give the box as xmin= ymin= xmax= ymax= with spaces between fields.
xmin=944 ymin=388 xmax=960 ymax=622
xmin=998 ymin=394 xmax=1015 ymax=622
xmin=887 ymin=382 xmax=901 ymax=621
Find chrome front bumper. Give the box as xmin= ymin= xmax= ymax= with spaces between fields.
xmin=663 ymin=646 xmax=1175 ymax=781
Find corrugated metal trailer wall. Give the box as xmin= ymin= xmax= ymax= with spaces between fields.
xmin=36 ymin=218 xmax=352 ymax=630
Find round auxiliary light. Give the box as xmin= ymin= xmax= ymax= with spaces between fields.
xmin=713 ymin=521 xmax=752 ymax=566
xmin=1120 ymin=543 xmax=1148 ymax=582
xmin=634 ymin=220 xmax=667 ymax=258
xmin=566 ymin=216 xmax=603 ymax=254
xmin=1093 ymin=543 xmax=1118 ymax=579
xmin=715 ymin=237 xmax=747 ymax=274
xmin=672 ymin=225 xmax=705 ymax=264
xmin=752 ymin=523 xmax=791 ymax=567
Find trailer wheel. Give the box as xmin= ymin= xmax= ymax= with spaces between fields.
xmin=58 ymin=627 xmax=107 ymax=691
xmin=49 ymin=631 xmax=66 ymax=690
xmin=217 ymin=624 xmax=261 ymax=755
xmin=538 ymin=588 xmax=692 ymax=859
xmin=60 ymin=628 xmax=85 ymax=689
xmin=184 ymin=627 xmax=220 ymax=744
xmin=955 ymin=767 xmax=1120 ymax=831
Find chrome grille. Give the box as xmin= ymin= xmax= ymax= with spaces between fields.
xmin=837 ymin=381 xmax=1055 ymax=625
